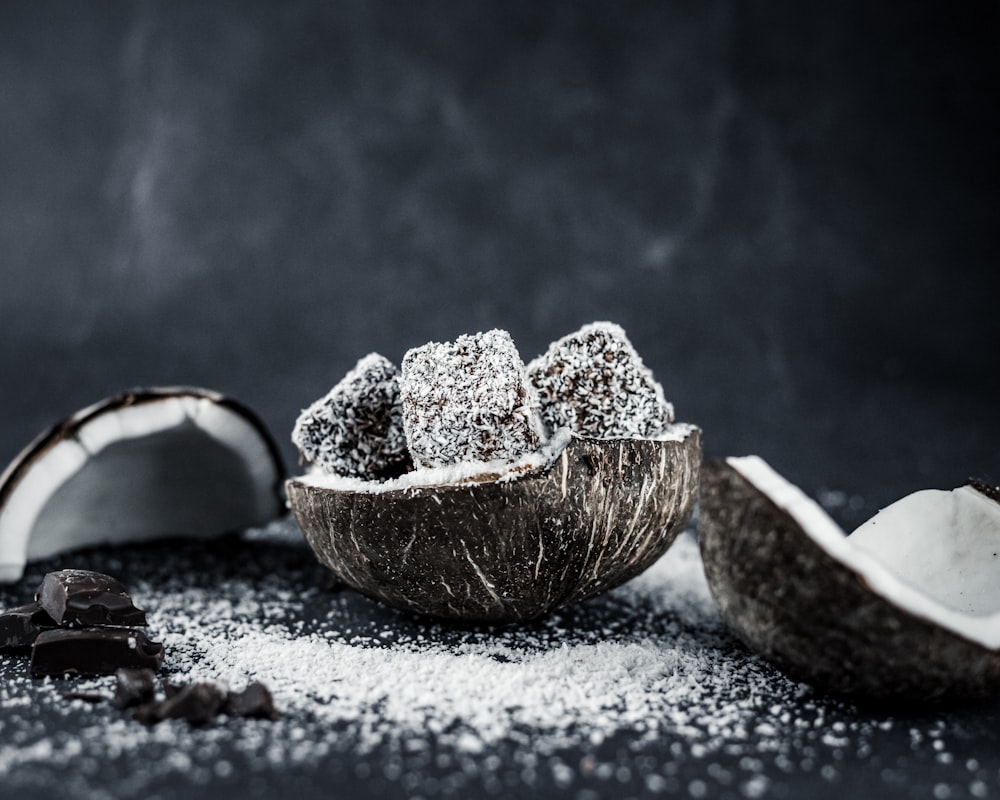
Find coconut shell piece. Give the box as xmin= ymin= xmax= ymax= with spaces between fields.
xmin=0 ymin=388 xmax=286 ymax=584
xmin=698 ymin=457 xmax=1000 ymax=700
xmin=287 ymin=429 xmax=700 ymax=623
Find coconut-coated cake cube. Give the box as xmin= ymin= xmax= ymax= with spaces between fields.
xmin=292 ymin=353 xmax=411 ymax=479
xmin=526 ymin=322 xmax=673 ymax=439
xmin=400 ymin=330 xmax=545 ymax=468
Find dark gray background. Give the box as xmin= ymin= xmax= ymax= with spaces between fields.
xmin=1 ymin=1 xmax=997 ymax=510
xmin=1 ymin=3 xmax=1000 ymax=799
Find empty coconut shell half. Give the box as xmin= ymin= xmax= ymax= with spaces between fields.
xmin=287 ymin=426 xmax=701 ymax=623
xmin=698 ymin=456 xmax=1000 ymax=700
xmin=0 ymin=388 xmax=286 ymax=583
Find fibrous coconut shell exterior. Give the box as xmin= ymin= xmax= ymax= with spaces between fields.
xmin=288 ymin=431 xmax=700 ymax=623
xmin=698 ymin=458 xmax=1000 ymax=700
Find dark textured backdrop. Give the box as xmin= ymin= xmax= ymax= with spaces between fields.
xmin=2 ymin=0 xmax=998 ymax=516
xmin=2 ymin=5 xmax=1000 ymax=800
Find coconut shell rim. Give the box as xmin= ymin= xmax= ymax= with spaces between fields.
xmin=969 ymin=480 xmax=1000 ymax=505
xmin=720 ymin=457 xmax=1000 ymax=651
xmin=286 ymin=426 xmax=701 ymax=501
xmin=699 ymin=457 xmax=1000 ymax=693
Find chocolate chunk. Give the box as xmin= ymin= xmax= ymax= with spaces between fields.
xmin=63 ymin=691 xmax=107 ymax=704
xmin=225 ymin=681 xmax=279 ymax=720
xmin=36 ymin=569 xmax=147 ymax=627
xmin=0 ymin=602 xmax=57 ymax=651
xmin=114 ymin=668 xmax=156 ymax=709
xmin=30 ymin=628 xmax=164 ymax=677
xmin=136 ymin=682 xmax=226 ymax=727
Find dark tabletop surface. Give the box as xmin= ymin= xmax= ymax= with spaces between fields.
xmin=1 ymin=2 xmax=998 ymax=798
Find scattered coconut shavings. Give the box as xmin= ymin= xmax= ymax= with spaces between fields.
xmin=400 ymin=330 xmax=545 ymax=469
xmin=527 ymin=321 xmax=674 ymax=439
xmin=1 ymin=521 xmax=999 ymax=800
xmin=292 ymin=353 xmax=411 ymax=480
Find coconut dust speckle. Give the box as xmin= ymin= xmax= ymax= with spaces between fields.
xmin=1 ymin=521 xmax=999 ymax=800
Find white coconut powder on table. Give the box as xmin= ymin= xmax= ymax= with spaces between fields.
xmin=0 ymin=520 xmax=998 ymax=800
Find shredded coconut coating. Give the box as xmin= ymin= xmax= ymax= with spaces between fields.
xmin=527 ymin=321 xmax=674 ymax=439
xmin=291 ymin=353 xmax=411 ymax=480
xmin=399 ymin=330 xmax=545 ymax=469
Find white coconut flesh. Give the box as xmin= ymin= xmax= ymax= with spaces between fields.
xmin=0 ymin=392 xmax=283 ymax=583
xmin=296 ymin=423 xmax=697 ymax=494
xmin=727 ymin=456 xmax=1000 ymax=651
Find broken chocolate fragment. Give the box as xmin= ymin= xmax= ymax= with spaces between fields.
xmin=36 ymin=569 xmax=147 ymax=627
xmin=30 ymin=628 xmax=164 ymax=677
xmin=225 ymin=681 xmax=280 ymax=720
xmin=162 ymin=681 xmax=184 ymax=699
xmin=63 ymin=691 xmax=106 ymax=704
xmin=136 ymin=682 xmax=227 ymax=726
xmin=114 ymin=667 xmax=156 ymax=709
xmin=0 ymin=602 xmax=57 ymax=651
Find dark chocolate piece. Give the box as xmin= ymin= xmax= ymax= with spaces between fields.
xmin=114 ymin=668 xmax=156 ymax=709
xmin=133 ymin=701 xmax=162 ymax=726
xmin=225 ymin=682 xmax=279 ymax=720
xmin=0 ymin=602 xmax=57 ymax=651
xmin=699 ymin=459 xmax=1000 ymax=700
xmin=36 ymin=569 xmax=147 ymax=627
xmin=63 ymin=691 xmax=107 ymax=704
xmin=136 ymin=682 xmax=226 ymax=726
xmin=30 ymin=628 xmax=164 ymax=677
